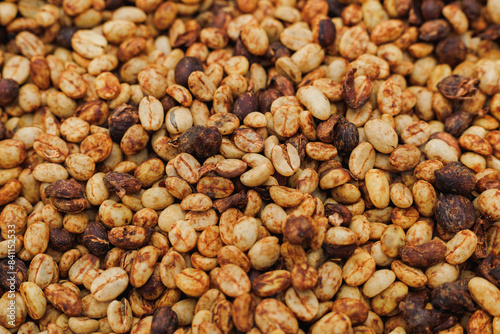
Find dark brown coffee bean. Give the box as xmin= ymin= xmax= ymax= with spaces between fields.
xmin=0 ymin=122 xmax=6 ymax=141
xmin=108 ymin=226 xmax=153 ymax=249
xmin=56 ymin=27 xmax=79 ymax=50
xmin=399 ymin=239 xmax=446 ymax=267
xmin=462 ymin=0 xmax=481 ymax=20
xmin=0 ymin=26 xmax=6 ymax=45
xmin=326 ymin=0 xmax=345 ymax=17
xmin=286 ymin=133 xmax=308 ymax=162
xmin=400 ymin=290 xmax=457 ymax=334
xmin=434 ymin=161 xmax=476 ymax=196
xmin=409 ymin=0 xmax=424 ymax=25
xmin=343 ymin=68 xmax=372 ymax=109
xmin=435 ymin=193 xmax=475 ymax=233
xmin=151 ymin=307 xmax=178 ymax=334
xmin=316 ymin=115 xmax=341 ymax=143
xmin=233 ymin=92 xmax=259 ymax=121
xmin=0 ymin=79 xmax=20 ymax=107
xmin=472 ymin=218 xmax=489 ymax=260
xmin=478 ymin=25 xmax=500 ymax=41
xmin=194 ymin=126 xmax=222 ymax=158
xmin=0 ymin=258 xmax=27 ymax=291
xmin=437 ymin=75 xmax=478 ymax=100
xmin=283 ymin=215 xmax=314 ymax=245
xmin=103 ymin=172 xmax=142 ymax=198
xmin=419 ymin=19 xmax=451 ymax=42
xmin=334 ymin=118 xmax=359 ymax=156
xmin=83 ymin=221 xmax=110 ymax=257
xmin=177 ymin=125 xmax=205 ymax=154
xmin=478 ymin=254 xmax=500 ymax=288
xmin=436 ymin=37 xmax=467 ymax=67
xmin=137 ymin=267 xmax=165 ymax=300
xmin=266 ymin=42 xmax=291 ymax=64
xmin=49 ymin=228 xmax=76 ymax=252
xmin=50 ymin=197 xmax=87 ymax=214
xmin=174 ymin=57 xmax=204 ymax=87
xmin=160 ymin=95 xmax=178 ymax=111
xmin=45 ymin=179 xmax=85 ymax=199
xmin=105 ymin=0 xmax=125 ymax=10
xmin=323 ymin=243 xmax=357 ymax=259
xmin=258 ymin=89 xmax=282 ymax=114
xmin=444 ymin=111 xmax=475 ymax=137
xmin=213 ymin=190 xmax=247 ymax=213
xmin=273 ymin=171 xmax=289 ymax=186
xmin=314 ymin=18 xmax=336 ymax=47
xmin=324 ymin=203 xmax=352 ymax=227
xmin=269 ymin=75 xmax=295 ymax=96
xmin=108 ymin=104 xmax=139 ymax=142
xmin=421 ymin=0 xmax=444 ymax=21
xmin=430 ymin=280 xmax=475 ymax=313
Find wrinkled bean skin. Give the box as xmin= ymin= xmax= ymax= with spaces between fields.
xmin=431 ymin=280 xmax=475 ymax=313
xmin=434 ymin=162 xmax=476 ymax=196
xmin=399 ymin=239 xmax=446 ymax=267
xmin=400 ymin=290 xmax=457 ymax=333
xmin=435 ymin=193 xmax=475 ymax=232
